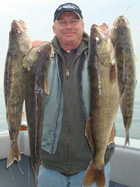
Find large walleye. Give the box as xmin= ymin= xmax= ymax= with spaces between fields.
xmin=4 ymin=20 xmax=32 ymax=168
xmin=83 ymin=24 xmax=119 ymax=186
xmin=23 ymin=41 xmax=54 ymax=187
xmin=111 ymin=16 xmax=136 ymax=146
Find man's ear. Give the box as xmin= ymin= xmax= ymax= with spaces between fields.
xmin=52 ymin=25 xmax=56 ymax=34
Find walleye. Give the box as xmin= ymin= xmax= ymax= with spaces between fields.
xmin=111 ymin=16 xmax=136 ymax=146
xmin=4 ymin=20 xmax=32 ymax=168
xmin=83 ymin=23 xmax=119 ymax=186
xmin=23 ymin=41 xmax=54 ymax=187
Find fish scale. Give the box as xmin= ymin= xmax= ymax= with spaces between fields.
xmin=4 ymin=20 xmax=32 ymax=168
xmin=23 ymin=41 xmax=53 ymax=187
xmin=111 ymin=16 xmax=136 ymax=146
xmin=83 ymin=23 xmax=119 ymax=187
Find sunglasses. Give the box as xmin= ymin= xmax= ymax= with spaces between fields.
xmin=57 ymin=3 xmax=80 ymax=11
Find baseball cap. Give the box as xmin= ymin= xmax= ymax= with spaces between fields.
xmin=54 ymin=3 xmax=83 ymax=22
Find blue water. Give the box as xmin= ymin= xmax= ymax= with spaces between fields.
xmin=0 ymin=84 xmax=140 ymax=140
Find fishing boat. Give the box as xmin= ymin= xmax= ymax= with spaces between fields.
xmin=0 ymin=126 xmax=140 ymax=187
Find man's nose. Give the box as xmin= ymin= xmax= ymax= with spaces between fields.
xmin=65 ymin=22 xmax=73 ymax=28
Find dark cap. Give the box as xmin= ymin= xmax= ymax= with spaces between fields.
xmin=54 ymin=3 xmax=83 ymax=22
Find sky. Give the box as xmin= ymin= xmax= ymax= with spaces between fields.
xmin=0 ymin=0 xmax=140 ymax=89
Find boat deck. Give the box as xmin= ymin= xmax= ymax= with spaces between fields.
xmin=0 ymin=131 xmax=140 ymax=187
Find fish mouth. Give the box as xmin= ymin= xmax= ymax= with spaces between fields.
xmin=91 ymin=23 xmax=110 ymax=39
xmin=92 ymin=23 xmax=109 ymax=32
xmin=113 ymin=16 xmax=129 ymax=28
xmin=100 ymin=23 xmax=109 ymax=31
xmin=11 ymin=20 xmax=27 ymax=32
xmin=11 ymin=20 xmax=19 ymax=31
xmin=19 ymin=20 xmax=27 ymax=30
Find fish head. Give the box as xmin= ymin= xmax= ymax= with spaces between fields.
xmin=111 ymin=16 xmax=130 ymax=45
xmin=29 ymin=41 xmax=54 ymax=65
xmin=113 ymin=16 xmax=129 ymax=28
xmin=90 ymin=23 xmax=114 ymax=66
xmin=36 ymin=41 xmax=54 ymax=60
xmin=9 ymin=20 xmax=32 ymax=55
xmin=23 ymin=41 xmax=54 ymax=71
xmin=11 ymin=20 xmax=27 ymax=31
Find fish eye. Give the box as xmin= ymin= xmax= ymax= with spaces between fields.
xmin=95 ymin=37 xmax=99 ymax=42
xmin=38 ymin=49 xmax=42 ymax=54
xmin=16 ymin=30 xmax=21 ymax=34
xmin=115 ymin=26 xmax=118 ymax=29
xmin=94 ymin=37 xmax=101 ymax=44
xmin=95 ymin=37 xmax=99 ymax=41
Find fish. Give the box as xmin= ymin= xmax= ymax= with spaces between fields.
xmin=82 ymin=23 xmax=119 ymax=186
xmin=23 ymin=41 xmax=54 ymax=187
xmin=4 ymin=20 xmax=32 ymax=168
xmin=111 ymin=16 xmax=136 ymax=146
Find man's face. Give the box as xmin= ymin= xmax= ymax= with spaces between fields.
xmin=53 ymin=12 xmax=84 ymax=48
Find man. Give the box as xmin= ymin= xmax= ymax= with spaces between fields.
xmin=38 ymin=3 xmax=114 ymax=187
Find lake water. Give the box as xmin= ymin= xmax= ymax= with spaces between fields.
xmin=0 ymin=84 xmax=140 ymax=140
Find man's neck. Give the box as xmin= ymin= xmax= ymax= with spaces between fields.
xmin=59 ymin=40 xmax=82 ymax=52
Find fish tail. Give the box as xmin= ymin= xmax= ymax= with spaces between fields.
xmin=6 ymin=143 xmax=21 ymax=168
xmin=124 ymin=126 xmax=130 ymax=146
xmin=82 ymin=162 xmax=106 ymax=187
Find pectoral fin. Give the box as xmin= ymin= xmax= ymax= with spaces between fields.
xmin=108 ymin=126 xmax=115 ymax=145
xmin=45 ymin=79 xmax=50 ymax=95
xmin=134 ymin=54 xmax=138 ymax=62
xmin=85 ymin=118 xmax=94 ymax=151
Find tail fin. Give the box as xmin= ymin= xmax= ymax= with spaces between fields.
xmin=82 ymin=161 xmax=106 ymax=187
xmin=6 ymin=143 xmax=21 ymax=168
